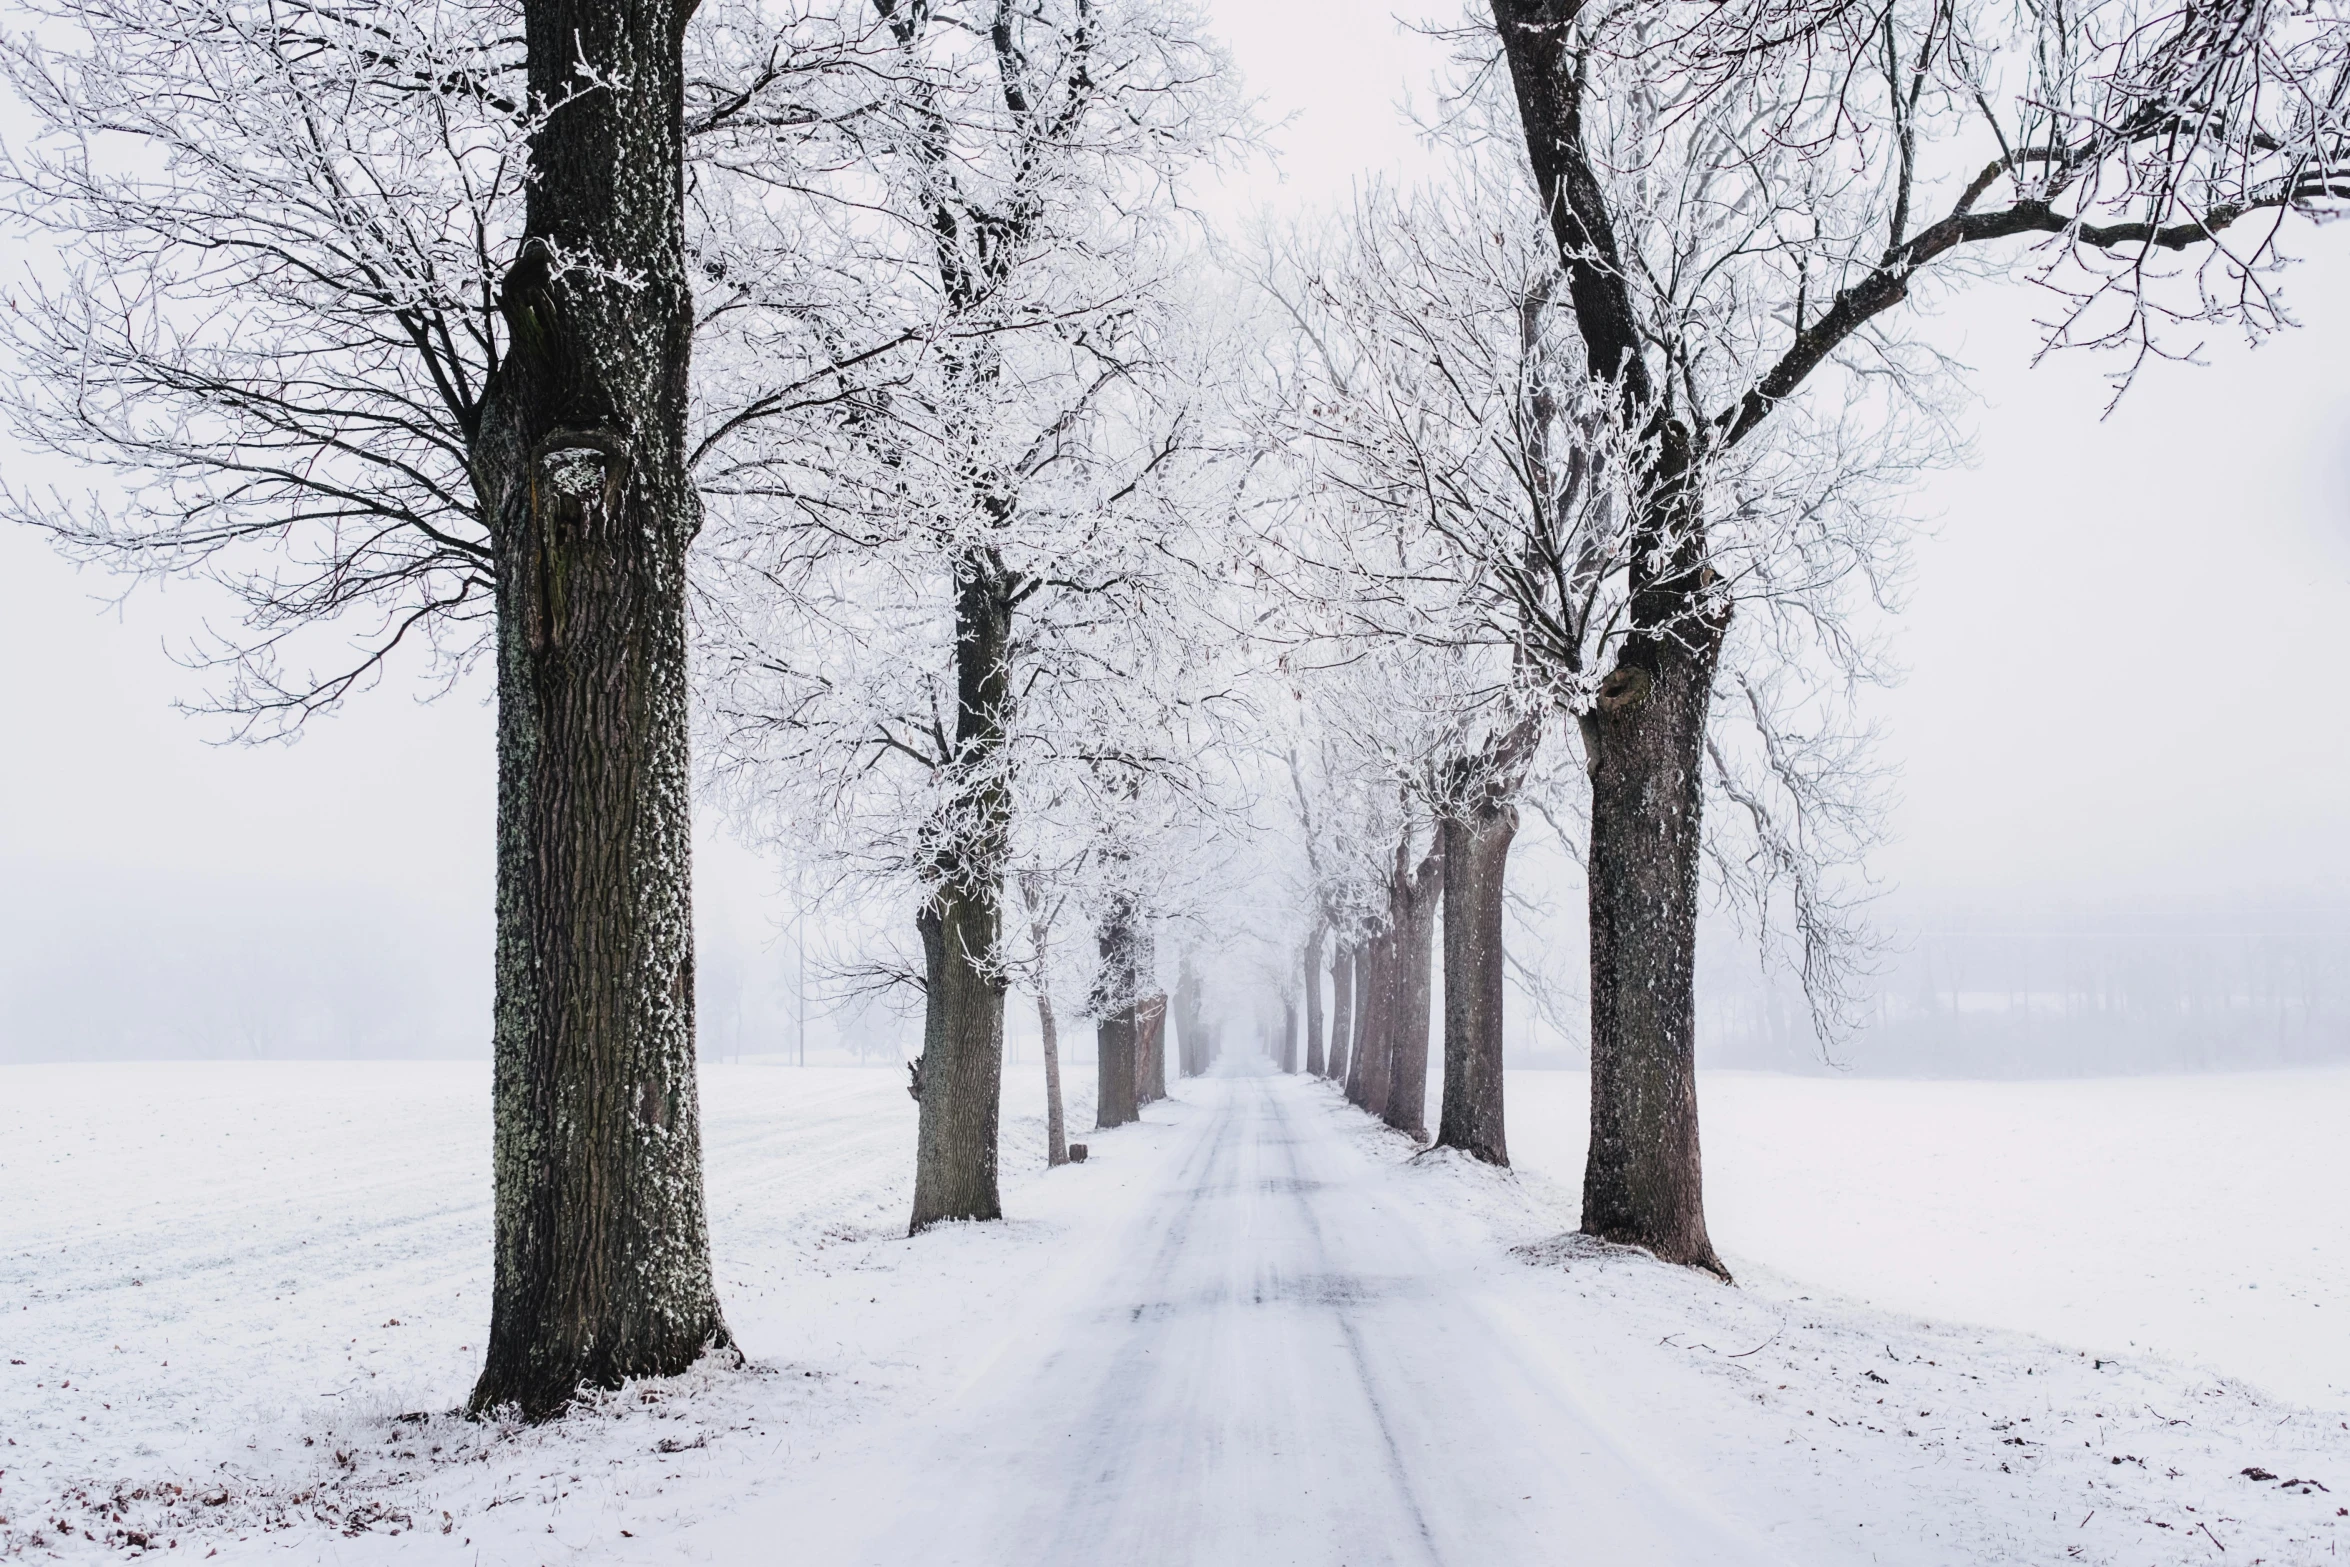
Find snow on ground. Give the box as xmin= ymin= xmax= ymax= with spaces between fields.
xmin=1 ymin=1058 xmax=2344 ymax=1564
xmin=0 ymin=1059 xmax=1021 ymax=1561
xmin=1507 ymin=1069 xmax=2350 ymax=1407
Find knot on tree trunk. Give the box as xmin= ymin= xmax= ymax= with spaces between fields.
xmin=1595 ymin=664 xmax=1652 ymax=715
xmin=533 ymin=429 xmax=634 ymax=520
xmin=496 ymin=239 xmax=564 ymax=361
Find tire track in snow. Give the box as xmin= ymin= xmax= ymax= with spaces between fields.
xmin=1256 ymin=1068 xmax=1444 ymax=1566
xmin=756 ymin=1055 xmax=1796 ymax=1567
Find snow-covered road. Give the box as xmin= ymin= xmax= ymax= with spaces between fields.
xmin=10 ymin=1058 xmax=2349 ymax=1564
xmin=725 ymin=1057 xmax=1794 ymax=1567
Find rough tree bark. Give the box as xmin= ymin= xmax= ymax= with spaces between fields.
xmin=1382 ymin=841 xmax=1444 ymax=1139
xmin=1564 ymin=411 xmax=1731 ymax=1274
xmin=1138 ymin=994 xmax=1169 ymax=1102
xmin=1302 ymin=920 xmax=1328 ymax=1077
xmin=908 ymin=564 xmax=1017 ymax=1232
xmin=1578 ymin=618 xmax=1728 ymax=1275
xmin=1094 ymin=891 xmax=1144 ymax=1128
xmin=1327 ymin=945 xmax=1354 ymax=1083
xmin=1435 ymin=719 xmax=1541 ymax=1165
xmin=1346 ymin=932 xmax=1384 ymax=1109
xmin=1364 ymin=929 xmax=1402 ymax=1117
xmin=1095 ymin=1006 xmax=1137 ymax=1128
xmin=468 ymin=0 xmax=729 ymax=1422
xmin=1436 ymin=805 xmax=1517 ymax=1165
xmin=1343 ymin=946 xmax=1369 ymax=1100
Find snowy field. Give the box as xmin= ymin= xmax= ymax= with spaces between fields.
xmin=3 ymin=1058 xmax=2346 ymax=1563
xmin=1510 ymin=1070 xmax=2350 ymax=1409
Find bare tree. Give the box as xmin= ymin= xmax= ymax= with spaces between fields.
xmin=1450 ymin=0 xmax=2348 ymax=1271
xmin=1280 ymin=709 xmax=1407 ymax=1093
xmin=456 ymin=0 xmax=741 ymax=1418
xmin=1255 ymin=165 xmax=1898 ymax=1189
xmin=0 ymin=0 xmax=516 ymax=725
xmin=699 ymin=0 xmax=1240 ymax=1228
xmin=1255 ymin=184 xmax=1582 ymax=1157
xmin=0 ymin=0 xmax=868 ymax=1417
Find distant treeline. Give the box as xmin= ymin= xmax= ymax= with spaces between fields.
xmin=1696 ymin=909 xmax=2350 ymax=1077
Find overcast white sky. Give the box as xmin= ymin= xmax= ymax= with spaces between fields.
xmin=2 ymin=0 xmax=2345 ymax=1060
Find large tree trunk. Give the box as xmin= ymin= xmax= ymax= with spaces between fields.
xmin=1138 ymin=994 xmax=1168 ymax=1102
xmin=1094 ymin=892 xmax=1143 ymax=1128
xmin=1579 ymin=632 xmax=1729 ymax=1278
xmin=1096 ymin=1008 xmax=1137 ymax=1128
xmin=1326 ymin=946 xmax=1353 ymax=1082
xmin=1435 ymin=718 xmax=1540 ymax=1166
xmin=1365 ymin=930 xmax=1401 ymax=1117
xmin=1382 ymin=845 xmax=1443 ymax=1139
xmin=1302 ymin=921 xmax=1327 ymax=1077
xmin=908 ymin=566 xmax=1015 ymax=1233
xmin=1172 ymin=952 xmax=1202 ymax=1078
xmin=1137 ymin=1009 xmax=1159 ymax=1103
xmin=1436 ymin=804 xmax=1517 ymax=1165
xmin=1280 ymin=993 xmax=1299 ymax=1073
xmin=1036 ymin=985 xmax=1068 ymax=1167
xmin=913 ymin=887 xmax=1006 ymax=1226
xmin=1354 ymin=965 xmax=1374 ymax=1107
xmin=1346 ymin=933 xmax=1382 ymax=1108
xmin=470 ymin=0 xmax=726 ymax=1422
xmin=1136 ymin=920 xmax=1165 ymax=1104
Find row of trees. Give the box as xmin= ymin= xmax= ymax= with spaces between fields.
xmin=3 ymin=0 xmax=2338 ymax=1412
xmin=1257 ymin=0 xmax=2348 ymax=1276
